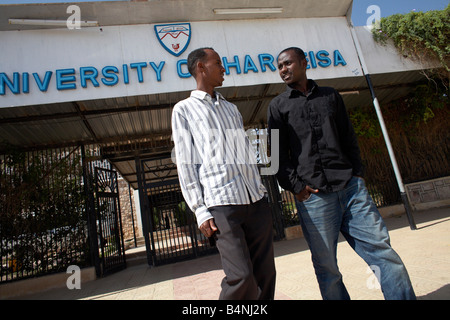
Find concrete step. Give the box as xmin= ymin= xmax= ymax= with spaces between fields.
xmin=125 ymin=245 xmax=147 ymax=267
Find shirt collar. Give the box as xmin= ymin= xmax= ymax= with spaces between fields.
xmin=286 ymin=79 xmax=318 ymax=98
xmin=191 ymin=90 xmax=225 ymax=102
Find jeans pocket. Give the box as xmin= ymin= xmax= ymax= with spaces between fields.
xmin=303 ymin=192 xmax=315 ymax=203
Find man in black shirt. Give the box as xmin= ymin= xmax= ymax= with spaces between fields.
xmin=268 ymin=47 xmax=415 ymax=300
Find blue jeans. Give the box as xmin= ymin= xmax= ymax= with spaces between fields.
xmin=295 ymin=176 xmax=416 ymax=300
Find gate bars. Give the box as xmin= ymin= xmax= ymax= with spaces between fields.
xmin=94 ymin=167 xmax=127 ymax=276
xmin=1 ymin=146 xmax=89 ymax=283
xmin=82 ymin=148 xmax=127 ymax=277
xmin=136 ymin=157 xmax=217 ymax=266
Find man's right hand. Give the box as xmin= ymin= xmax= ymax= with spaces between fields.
xmin=199 ymin=218 xmax=218 ymax=238
xmin=295 ymin=185 xmax=319 ymax=202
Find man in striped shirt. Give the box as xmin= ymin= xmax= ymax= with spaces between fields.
xmin=171 ymin=48 xmax=276 ymax=300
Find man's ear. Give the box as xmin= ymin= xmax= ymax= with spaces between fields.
xmin=196 ymin=60 xmax=205 ymax=74
xmin=300 ymin=58 xmax=308 ymax=70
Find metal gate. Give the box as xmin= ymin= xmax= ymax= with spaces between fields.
xmin=93 ymin=167 xmax=127 ymax=276
xmin=261 ymin=174 xmax=286 ymax=240
xmin=136 ymin=158 xmax=216 ymax=266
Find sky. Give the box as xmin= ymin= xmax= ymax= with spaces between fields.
xmin=351 ymin=0 xmax=448 ymax=26
xmin=0 ymin=0 xmax=448 ymax=26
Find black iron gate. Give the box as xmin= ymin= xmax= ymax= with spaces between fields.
xmin=93 ymin=166 xmax=126 ymax=276
xmin=261 ymin=174 xmax=286 ymax=240
xmin=136 ymin=158 xmax=216 ymax=266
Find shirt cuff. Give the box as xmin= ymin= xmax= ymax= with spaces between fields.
xmin=293 ymin=180 xmax=305 ymax=195
xmin=195 ymin=205 xmax=213 ymax=228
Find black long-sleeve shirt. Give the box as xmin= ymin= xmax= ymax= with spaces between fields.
xmin=267 ymin=79 xmax=364 ymax=194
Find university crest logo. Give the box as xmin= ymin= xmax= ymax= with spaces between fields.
xmin=154 ymin=23 xmax=191 ymax=57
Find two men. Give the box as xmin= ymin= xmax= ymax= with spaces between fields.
xmin=172 ymin=48 xmax=276 ymax=300
xmin=268 ymin=47 xmax=415 ymax=300
xmin=172 ymin=46 xmax=415 ymax=300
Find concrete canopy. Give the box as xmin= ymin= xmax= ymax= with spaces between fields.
xmin=0 ymin=0 xmax=354 ymax=31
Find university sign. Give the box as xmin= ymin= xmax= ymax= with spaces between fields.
xmin=0 ymin=17 xmax=362 ymax=106
xmin=0 ymin=50 xmax=348 ymax=95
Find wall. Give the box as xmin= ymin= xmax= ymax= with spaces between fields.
xmin=354 ymin=26 xmax=439 ymax=75
xmin=118 ymin=178 xmax=142 ymax=242
xmin=406 ymin=177 xmax=450 ymax=211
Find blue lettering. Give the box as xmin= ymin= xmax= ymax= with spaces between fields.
xmin=149 ymin=61 xmax=165 ymax=81
xmin=56 ymin=68 xmax=76 ymax=90
xmin=334 ymin=50 xmax=347 ymax=66
xmin=316 ymin=50 xmax=331 ymax=68
xmin=123 ymin=64 xmax=129 ymax=84
xmin=80 ymin=66 xmax=99 ymax=88
xmin=243 ymin=55 xmax=258 ymax=74
xmin=0 ymin=72 xmax=20 ymax=95
xmin=22 ymin=72 xmax=29 ymax=93
xmin=222 ymin=56 xmax=241 ymax=75
xmin=33 ymin=71 xmax=53 ymax=92
xmin=1 ymin=50 xmax=348 ymax=95
xmin=101 ymin=66 xmax=119 ymax=86
xmin=308 ymin=51 xmax=318 ymax=69
xmin=177 ymin=59 xmax=191 ymax=78
xmin=258 ymin=54 xmax=276 ymax=72
xmin=130 ymin=62 xmax=147 ymax=83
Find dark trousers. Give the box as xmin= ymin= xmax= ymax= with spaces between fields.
xmin=209 ymin=197 xmax=276 ymax=300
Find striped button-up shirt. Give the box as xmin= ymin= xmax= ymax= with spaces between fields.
xmin=172 ymin=90 xmax=266 ymax=227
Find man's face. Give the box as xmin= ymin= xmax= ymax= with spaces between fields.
xmin=277 ymin=50 xmax=307 ymax=86
xmin=201 ymin=49 xmax=225 ymax=87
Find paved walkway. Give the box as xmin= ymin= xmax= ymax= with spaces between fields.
xmin=16 ymin=206 xmax=450 ymax=300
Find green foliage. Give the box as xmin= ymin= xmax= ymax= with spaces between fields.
xmin=399 ymin=83 xmax=447 ymax=127
xmin=350 ymin=79 xmax=448 ymax=140
xmin=0 ymin=146 xmax=88 ymax=278
xmin=372 ymin=4 xmax=450 ymax=72
xmin=173 ymin=201 xmax=193 ymax=227
xmin=1 ymin=149 xmax=86 ymax=237
xmin=354 ymin=81 xmax=449 ymax=206
xmin=281 ymin=201 xmax=299 ymax=226
xmin=349 ymin=107 xmax=380 ymax=138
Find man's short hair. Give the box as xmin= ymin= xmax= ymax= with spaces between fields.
xmin=278 ymin=47 xmax=306 ymax=62
xmin=187 ymin=47 xmax=214 ymax=77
